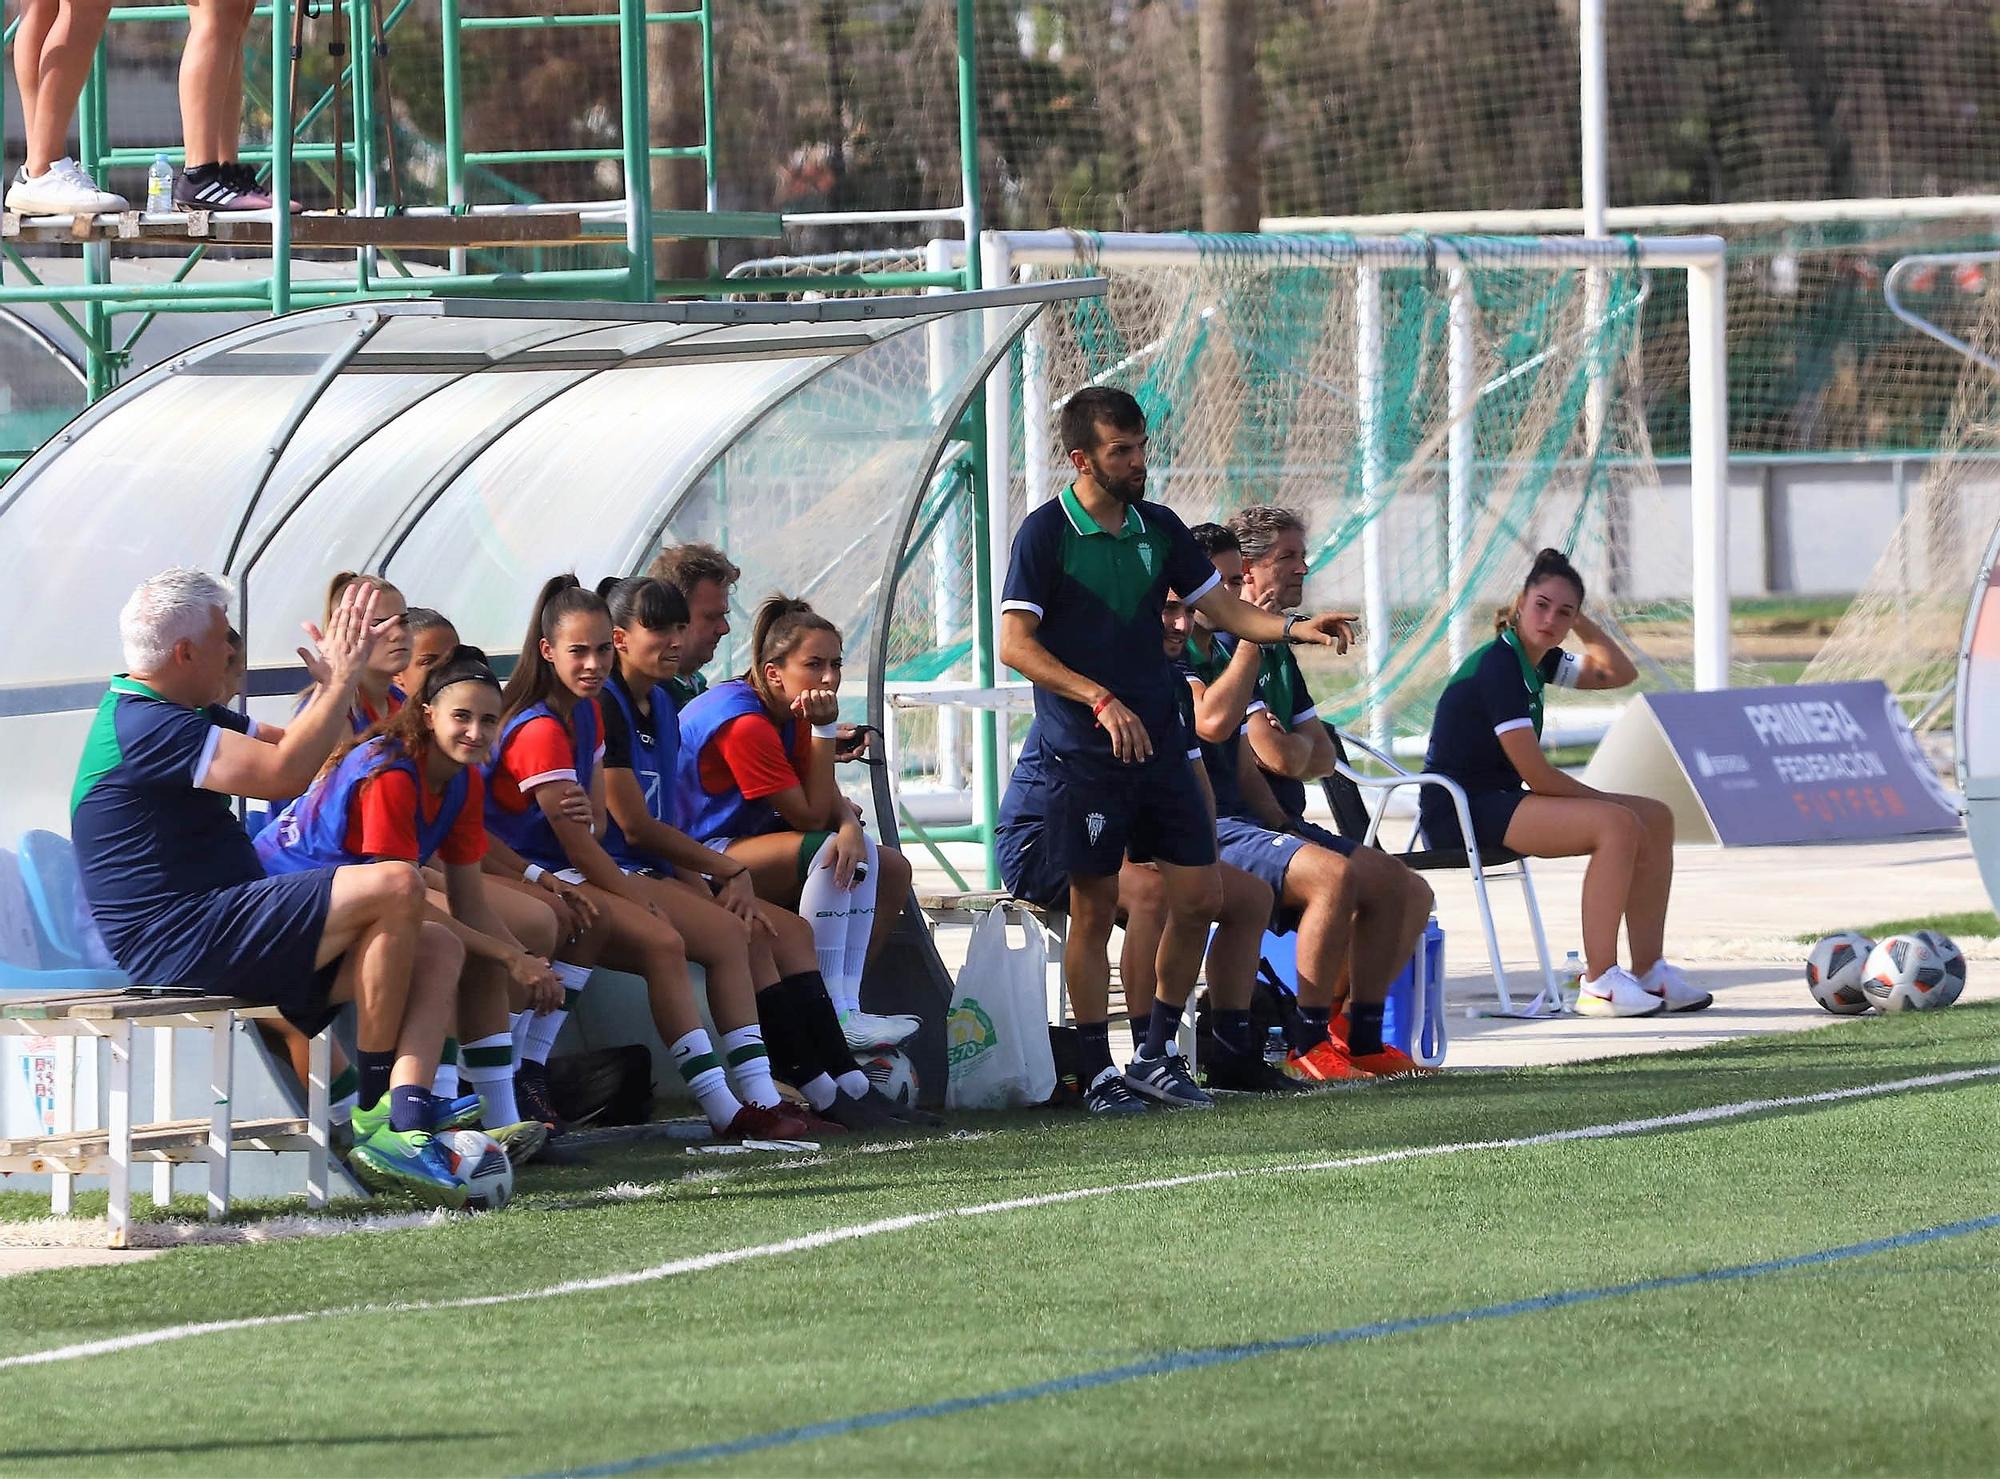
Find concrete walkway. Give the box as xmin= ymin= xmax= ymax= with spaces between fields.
xmin=910 ymin=831 xmax=1993 ymax=1070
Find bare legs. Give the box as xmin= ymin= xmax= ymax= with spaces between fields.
xmin=180 ymin=0 xmax=255 ymax=169
xmin=16 ymin=0 xmax=112 ymax=177
xmin=1504 ymin=792 xmax=1675 ymax=978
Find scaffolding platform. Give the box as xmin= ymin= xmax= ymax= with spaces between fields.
xmin=1 ymin=205 xmax=784 ymax=251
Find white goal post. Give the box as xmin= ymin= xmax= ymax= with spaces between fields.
xmin=955 ymin=229 xmax=1732 ymax=709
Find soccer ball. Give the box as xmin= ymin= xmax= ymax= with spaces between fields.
xmin=1804 ymin=931 xmax=1875 ymax=1015
xmin=1860 ymin=931 xmax=1968 ymax=1014
xmin=859 ymin=1048 xmax=919 ymax=1107
xmin=439 ymin=1128 xmax=514 ymax=1211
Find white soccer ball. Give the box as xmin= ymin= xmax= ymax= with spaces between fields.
xmin=860 ymin=1048 xmax=920 ymax=1107
xmin=440 ymin=1128 xmax=514 ymax=1211
xmin=1861 ymin=931 xmax=1967 ymax=1014
xmin=1804 ymin=931 xmax=1875 ymax=1015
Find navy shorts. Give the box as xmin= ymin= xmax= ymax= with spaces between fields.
xmin=1418 ymin=785 xmax=1528 ymax=853
xmin=996 ymin=820 xmax=1070 ymax=910
xmin=1215 ymin=814 xmax=1357 ymax=933
xmin=1042 ymin=749 xmax=1217 ymax=880
xmin=107 ymin=870 xmax=341 ymax=1035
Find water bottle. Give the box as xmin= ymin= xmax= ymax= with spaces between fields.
xmin=1560 ymin=949 xmax=1584 ymax=1005
xmin=146 ymin=154 xmax=174 ymax=214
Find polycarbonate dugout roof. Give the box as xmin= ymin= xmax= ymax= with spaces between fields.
xmin=0 ymin=281 xmax=1098 ymax=837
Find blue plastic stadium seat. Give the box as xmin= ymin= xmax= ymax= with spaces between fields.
xmin=2 ymin=834 xmax=130 ymax=993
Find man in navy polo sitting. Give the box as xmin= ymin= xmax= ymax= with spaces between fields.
xmin=71 ymin=568 xmax=470 ymax=1205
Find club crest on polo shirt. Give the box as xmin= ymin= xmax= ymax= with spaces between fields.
xmin=1085 ymin=811 xmax=1106 ymax=845
xmin=1138 ymin=542 xmax=1155 ymax=573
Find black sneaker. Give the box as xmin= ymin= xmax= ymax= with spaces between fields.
xmin=865 ymin=1088 xmax=942 ymax=1127
xmin=174 ymin=162 xmax=266 ymax=212
xmin=1082 ymin=1066 xmax=1148 ymax=1116
xmin=1122 ymin=1049 xmax=1215 ymax=1109
xmin=515 ymin=1060 xmax=570 ymax=1134
xmin=821 ymin=1091 xmax=901 ymax=1131
xmin=1202 ymin=1047 xmax=1311 ymax=1095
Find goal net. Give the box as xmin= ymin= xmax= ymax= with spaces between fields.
xmin=987 ymin=231 xmax=1726 ymax=750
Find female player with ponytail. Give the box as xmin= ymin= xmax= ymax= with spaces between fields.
xmin=487 ymin=576 xmax=817 ymax=1141
xmin=677 ymin=596 xmax=916 ymax=1053
xmin=598 ymin=576 xmax=925 ymax=1128
xmin=256 ymin=646 xmax=561 ymax=1163
xmin=1422 ymin=548 xmax=1707 ymax=1018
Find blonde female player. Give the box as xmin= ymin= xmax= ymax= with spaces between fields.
xmin=486 ymin=576 xmax=818 ymax=1141
xmin=676 ymin=596 xmax=916 ymax=1053
xmin=1420 ymin=548 xmax=1709 ymax=1018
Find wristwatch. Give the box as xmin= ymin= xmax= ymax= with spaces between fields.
xmin=1282 ymin=611 xmax=1304 ymax=644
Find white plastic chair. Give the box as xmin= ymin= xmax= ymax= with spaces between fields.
xmin=1324 ymin=728 xmax=1565 ymax=1018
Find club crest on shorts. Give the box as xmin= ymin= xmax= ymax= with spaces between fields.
xmin=1085 ymin=811 xmax=1106 ymax=845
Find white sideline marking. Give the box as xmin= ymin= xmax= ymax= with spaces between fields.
xmin=5 ymin=1064 xmax=1997 ymax=1372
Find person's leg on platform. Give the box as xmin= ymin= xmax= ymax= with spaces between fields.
xmin=7 ymin=0 xmax=127 ymax=214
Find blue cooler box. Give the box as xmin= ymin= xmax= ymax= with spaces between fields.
xmin=1257 ymin=915 xmax=1446 ymax=1065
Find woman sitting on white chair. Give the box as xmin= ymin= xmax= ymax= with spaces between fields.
xmin=1419 ymin=548 xmax=1709 ymax=1019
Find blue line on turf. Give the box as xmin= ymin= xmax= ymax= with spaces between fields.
xmin=538 ymin=1212 xmax=2000 ymax=1476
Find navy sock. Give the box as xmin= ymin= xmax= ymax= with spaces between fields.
xmin=1141 ymin=999 xmax=1185 ymax=1058
xmin=1295 ymin=1006 xmax=1331 ymax=1054
xmin=356 ymin=1050 xmax=394 ymax=1111
xmin=1076 ymin=1020 xmax=1114 ymax=1080
xmin=389 ymin=1083 xmax=432 ymax=1133
xmin=1213 ymin=1009 xmax=1255 ymax=1058
xmin=1125 ymin=1013 xmax=1148 ymax=1051
xmin=1348 ymin=1001 xmax=1386 ymax=1057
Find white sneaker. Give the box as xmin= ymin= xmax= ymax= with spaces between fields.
xmin=839 ymin=1009 xmax=919 ymax=1050
xmin=5 ymin=157 xmax=128 ymax=216
xmin=1642 ymin=959 xmax=1713 ymax=1013
xmin=1574 ymin=965 xmax=1664 ymax=1018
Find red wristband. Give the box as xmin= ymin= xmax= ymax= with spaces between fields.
xmin=1091 ymin=694 xmax=1114 ymax=719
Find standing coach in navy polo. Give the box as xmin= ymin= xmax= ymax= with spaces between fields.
xmin=998 ymin=386 xmax=1360 ymax=1114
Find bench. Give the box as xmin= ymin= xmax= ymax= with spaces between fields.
xmin=0 ymin=990 xmax=332 ymax=1248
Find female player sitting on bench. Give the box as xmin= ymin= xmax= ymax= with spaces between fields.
xmin=487 ymin=575 xmax=817 ymax=1141
xmin=677 ymin=596 xmax=916 ymax=1054
xmin=255 ymin=646 xmax=562 ymax=1163
xmin=300 ymin=571 xmax=413 ymax=733
xmin=596 ymin=575 xmax=926 ymax=1128
xmin=1420 ymin=547 xmax=1708 ymax=1018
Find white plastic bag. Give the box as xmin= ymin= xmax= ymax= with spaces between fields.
xmin=946 ymin=904 xmax=1059 ymax=1109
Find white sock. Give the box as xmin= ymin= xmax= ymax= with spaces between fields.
xmin=461 ymin=1032 xmax=521 ymax=1126
xmin=836 ymin=1068 xmax=870 ymax=1100
xmin=800 ymin=1072 xmax=839 ymax=1111
xmin=798 ymin=836 xmax=860 ymax=1014
xmin=838 ymin=833 xmax=882 ymax=1000
xmin=431 ymin=1039 xmax=460 ymax=1099
xmin=510 ymin=1010 xmax=534 ymax=1061
xmin=525 ymin=961 xmax=592 ymax=1064
xmin=669 ymin=1028 xmax=743 ymax=1130
xmin=721 ymin=1023 xmax=780 ymax=1109
xmin=330 ymin=1092 xmax=358 ymax=1126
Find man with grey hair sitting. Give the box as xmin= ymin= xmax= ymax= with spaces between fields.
xmin=70 ymin=569 xmax=472 ymax=1206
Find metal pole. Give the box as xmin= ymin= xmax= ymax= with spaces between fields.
xmin=1687 ymin=258 xmax=1731 ymax=689
xmin=926 ymin=237 xmax=966 ymax=798
xmin=79 ymin=41 xmax=112 ymax=396
xmin=440 ymin=0 xmax=468 ymax=275
xmin=270 ymin=0 xmax=294 ymax=313
xmin=974 ymin=233 xmax=1012 ymax=886
xmin=1579 ymin=0 xmax=1607 ymax=241
xmin=1022 ymin=263 xmax=1053 ymax=509
xmin=1446 ymin=267 xmax=1475 ymax=669
xmin=1357 ymin=265 xmax=1391 ymax=749
xmin=619 ymin=0 xmax=655 ymax=299
xmin=956 ymin=0 xmax=983 ymax=288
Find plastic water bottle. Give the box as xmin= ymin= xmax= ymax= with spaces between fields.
xmin=146 ymin=154 xmax=174 ymax=214
xmin=1560 ymin=950 xmax=1584 ymax=1004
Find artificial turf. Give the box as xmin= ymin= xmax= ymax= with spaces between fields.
xmin=3 ymin=1005 xmax=1998 ymax=1476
